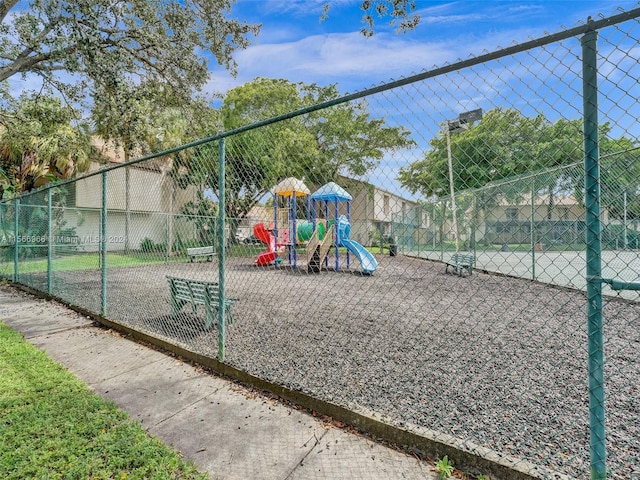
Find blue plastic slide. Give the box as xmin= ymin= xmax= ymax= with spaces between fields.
xmin=340 ymin=239 xmax=378 ymax=274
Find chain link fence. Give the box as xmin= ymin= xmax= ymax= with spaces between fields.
xmin=393 ymin=156 xmax=640 ymax=300
xmin=2 ymin=7 xmax=640 ymax=480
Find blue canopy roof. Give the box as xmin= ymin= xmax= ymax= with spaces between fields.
xmin=310 ymin=182 xmax=352 ymax=202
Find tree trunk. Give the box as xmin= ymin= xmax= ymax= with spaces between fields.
xmin=546 ymin=185 xmax=554 ymax=220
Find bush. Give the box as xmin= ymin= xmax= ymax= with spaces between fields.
xmin=140 ymin=237 xmax=162 ymax=253
xmin=172 ymin=237 xmax=210 ymax=255
xmin=602 ymin=225 xmax=640 ymax=249
xmin=369 ymin=229 xmax=395 ymax=246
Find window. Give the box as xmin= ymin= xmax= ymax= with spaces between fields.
xmin=383 ymin=194 xmax=390 ymax=216
xmin=506 ymin=207 xmax=518 ymax=221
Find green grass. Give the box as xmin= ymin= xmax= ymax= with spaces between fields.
xmin=227 ymin=243 xmax=265 ymax=257
xmin=0 ymin=322 xmax=208 ymax=480
xmin=0 ymin=252 xmax=186 ymax=275
xmin=495 ymin=242 xmax=588 ymax=252
xmin=0 ymin=242 xmax=384 ymax=278
xmin=410 ymin=242 xmax=588 ymax=253
xmin=0 ymin=244 xmax=267 ymax=276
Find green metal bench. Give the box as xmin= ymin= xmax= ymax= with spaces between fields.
xmin=445 ymin=253 xmax=474 ymax=277
xmin=166 ymin=276 xmax=237 ymax=328
xmin=186 ymin=246 xmax=215 ymax=262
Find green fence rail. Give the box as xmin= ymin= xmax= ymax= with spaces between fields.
xmin=2 ymin=6 xmax=640 ymax=480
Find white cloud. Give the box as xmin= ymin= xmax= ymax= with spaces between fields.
xmin=259 ymin=0 xmax=322 ymax=16
xmin=208 ymin=0 xmax=640 ymax=103
xmin=207 ymin=31 xmax=456 ymax=95
xmin=418 ymin=13 xmax=488 ymax=25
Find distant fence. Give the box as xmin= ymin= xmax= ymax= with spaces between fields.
xmin=2 ymin=7 xmax=640 ymax=480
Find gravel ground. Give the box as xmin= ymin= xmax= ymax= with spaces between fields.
xmin=14 ymin=253 xmax=640 ymax=479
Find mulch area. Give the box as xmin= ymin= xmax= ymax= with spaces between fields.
xmin=23 ymin=252 xmax=640 ymax=479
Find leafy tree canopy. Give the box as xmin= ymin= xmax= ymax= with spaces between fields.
xmin=0 ymin=93 xmax=97 ymax=198
xmin=0 ymin=0 xmax=260 ymax=105
xmin=398 ymin=107 xmax=640 ymax=219
xmin=323 ymin=0 xmax=420 ymax=37
xmin=398 ymin=108 xmax=583 ymax=197
xmin=173 ymin=77 xmax=415 ymax=227
xmin=91 ymin=73 xmax=222 ymax=160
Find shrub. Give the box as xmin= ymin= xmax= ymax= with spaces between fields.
xmin=140 ymin=238 xmax=156 ymax=253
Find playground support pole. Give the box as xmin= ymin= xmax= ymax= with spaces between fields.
xmin=218 ymin=138 xmax=227 ymax=361
xmin=334 ymin=200 xmax=339 ymax=269
xmin=324 ymin=201 xmax=329 ymax=268
xmin=292 ymin=193 xmax=297 ymax=268
xmin=582 ymin=23 xmax=606 ymax=480
xmin=346 ymin=201 xmax=351 ymax=268
xmin=273 ymin=192 xmax=278 ymax=269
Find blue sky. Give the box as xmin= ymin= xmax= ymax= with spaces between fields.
xmin=7 ymin=1 xmax=636 ymax=200
xmin=207 ymin=0 xmax=640 ymax=96
xmin=203 ymin=1 xmax=640 ymax=199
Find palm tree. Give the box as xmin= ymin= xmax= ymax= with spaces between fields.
xmin=0 ymin=95 xmax=96 ymax=199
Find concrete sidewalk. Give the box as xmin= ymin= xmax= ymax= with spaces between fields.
xmin=0 ymin=285 xmax=438 ymax=480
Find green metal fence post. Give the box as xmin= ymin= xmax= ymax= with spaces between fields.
xmin=440 ymin=201 xmax=445 ymax=260
xmin=582 ymin=22 xmax=607 ymax=480
xmin=13 ymin=197 xmax=18 ymax=282
xmin=165 ymin=213 xmax=169 ymax=264
xmin=472 ymin=194 xmax=477 ymax=260
xmin=47 ymin=188 xmax=53 ymax=294
xmin=101 ymin=172 xmax=108 ymax=316
xmin=218 ymin=138 xmax=226 ymax=361
xmin=531 ymin=182 xmax=536 ymax=281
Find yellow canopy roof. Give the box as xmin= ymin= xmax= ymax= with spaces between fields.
xmin=272 ymin=177 xmax=310 ymax=197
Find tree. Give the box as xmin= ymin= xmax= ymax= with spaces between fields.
xmin=575 ymin=131 xmax=640 ymax=221
xmin=397 ymin=108 xmax=585 ymax=199
xmin=180 ymin=190 xmax=219 ymax=248
xmin=0 ymin=1 xmax=260 ymax=105
xmin=398 ymin=108 xmax=640 ymax=247
xmin=172 ymin=77 xmax=415 ymax=235
xmin=323 ymin=0 xmax=420 ymax=37
xmin=0 ymin=93 xmax=96 ymax=199
xmin=147 ymin=102 xmax=222 ymax=254
xmin=91 ymin=78 xmax=220 ymax=252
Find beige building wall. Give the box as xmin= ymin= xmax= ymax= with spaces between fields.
xmin=335 ymin=177 xmax=418 ymax=245
xmin=483 ymin=194 xmax=600 ymax=222
xmin=69 ymin=159 xmax=199 ymax=251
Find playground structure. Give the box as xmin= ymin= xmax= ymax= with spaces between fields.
xmin=253 ymin=177 xmax=314 ymax=267
xmin=253 ymin=179 xmax=378 ymax=274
